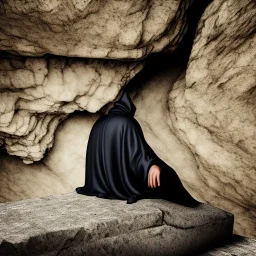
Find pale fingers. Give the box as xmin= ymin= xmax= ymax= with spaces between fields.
xmin=148 ymin=171 xmax=152 ymax=188
xmin=151 ymin=171 xmax=154 ymax=188
xmin=148 ymin=169 xmax=160 ymax=188
xmin=153 ymin=173 xmax=157 ymax=188
xmin=157 ymin=172 xmax=160 ymax=186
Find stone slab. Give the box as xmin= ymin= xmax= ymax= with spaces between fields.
xmin=0 ymin=192 xmax=234 ymax=255
xmin=198 ymin=235 xmax=256 ymax=256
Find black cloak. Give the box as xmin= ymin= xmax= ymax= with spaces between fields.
xmin=76 ymin=90 xmax=200 ymax=206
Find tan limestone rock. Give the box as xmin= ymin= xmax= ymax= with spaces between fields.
xmin=169 ymin=0 xmax=256 ymax=238
xmin=0 ymin=0 xmax=192 ymax=59
xmin=0 ymin=56 xmax=143 ymax=162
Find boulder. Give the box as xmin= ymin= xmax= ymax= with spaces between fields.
xmin=0 ymin=0 xmax=192 ymax=59
xmin=169 ymin=0 xmax=256 ymax=238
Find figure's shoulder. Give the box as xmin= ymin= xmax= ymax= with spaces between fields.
xmin=108 ymin=116 xmax=144 ymax=134
xmin=94 ymin=115 xmax=108 ymax=124
xmin=108 ymin=115 xmax=137 ymax=125
xmin=95 ymin=115 xmax=141 ymax=130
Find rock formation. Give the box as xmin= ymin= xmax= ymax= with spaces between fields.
xmin=169 ymin=0 xmax=256 ymax=237
xmin=0 ymin=0 xmax=255 ymax=239
xmin=0 ymin=0 xmax=193 ymax=162
xmin=0 ymin=56 xmax=143 ymax=162
xmin=0 ymin=0 xmax=192 ymax=58
xmin=0 ymin=192 xmax=234 ymax=256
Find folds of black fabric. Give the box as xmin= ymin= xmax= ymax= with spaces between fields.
xmin=76 ymin=90 xmax=200 ymax=207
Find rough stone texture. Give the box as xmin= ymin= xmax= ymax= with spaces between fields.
xmin=0 ymin=0 xmax=192 ymax=59
xmin=0 ymin=55 xmax=143 ymax=162
xmin=0 ymin=112 xmax=99 ymax=202
xmin=0 ymin=0 xmax=194 ymax=162
xmin=0 ymin=59 xmax=254 ymax=239
xmin=0 ymin=0 xmax=254 ymax=243
xmin=0 ymin=60 xmax=185 ymax=203
xmin=168 ymin=0 xmax=256 ymax=238
xmin=0 ymin=192 xmax=234 ymax=256
xmin=198 ymin=235 xmax=256 ymax=256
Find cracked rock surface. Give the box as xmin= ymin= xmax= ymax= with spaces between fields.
xmin=0 ymin=52 xmax=254 ymax=239
xmin=0 ymin=0 xmax=193 ymax=162
xmin=168 ymin=0 xmax=256 ymax=238
xmin=0 ymin=112 xmax=99 ymax=202
xmin=0 ymin=192 xmax=234 ymax=256
xmin=0 ymin=0 xmax=254 ymax=242
xmin=0 ymin=0 xmax=192 ymax=59
xmin=0 ymin=55 xmax=143 ymax=162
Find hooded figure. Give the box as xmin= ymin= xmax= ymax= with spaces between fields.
xmin=76 ymin=89 xmax=200 ymax=206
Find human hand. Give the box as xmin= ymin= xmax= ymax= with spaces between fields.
xmin=148 ymin=165 xmax=162 ymax=188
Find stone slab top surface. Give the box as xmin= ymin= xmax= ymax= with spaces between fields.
xmin=0 ymin=192 xmax=233 ymax=245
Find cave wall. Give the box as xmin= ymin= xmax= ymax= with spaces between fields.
xmin=0 ymin=0 xmax=255 ymax=238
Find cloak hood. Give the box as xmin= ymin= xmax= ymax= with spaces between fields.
xmin=108 ymin=90 xmax=136 ymax=117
